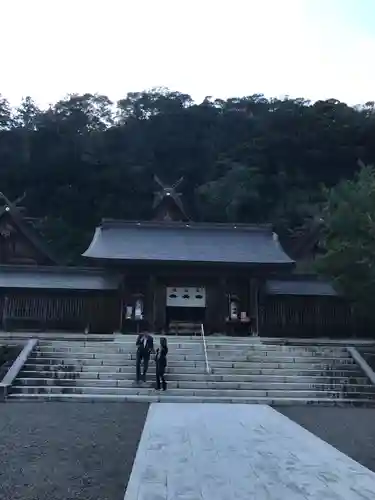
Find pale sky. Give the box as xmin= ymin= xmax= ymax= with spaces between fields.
xmin=1 ymin=0 xmax=375 ymax=108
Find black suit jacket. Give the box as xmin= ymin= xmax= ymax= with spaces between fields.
xmin=136 ymin=334 xmax=154 ymax=353
xmin=156 ymin=346 xmax=168 ymax=369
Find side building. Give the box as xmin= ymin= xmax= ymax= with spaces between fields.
xmin=0 ymin=193 xmax=120 ymax=333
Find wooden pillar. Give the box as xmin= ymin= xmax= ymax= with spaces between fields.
xmin=205 ymin=277 xmax=225 ymax=334
xmin=148 ymin=275 xmax=156 ymax=331
xmin=118 ymin=273 xmax=126 ymax=333
xmin=42 ymin=295 xmax=48 ymax=331
xmin=249 ymin=278 xmax=260 ymax=335
xmin=154 ymin=280 xmax=166 ymax=331
xmin=143 ymin=274 xmax=156 ymax=331
xmin=218 ymin=276 xmax=227 ymax=333
xmin=2 ymin=295 xmax=8 ymax=331
xmin=205 ymin=284 xmax=215 ymax=333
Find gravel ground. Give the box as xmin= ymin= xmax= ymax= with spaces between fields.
xmin=0 ymin=402 xmax=149 ymax=500
xmin=276 ymin=406 xmax=375 ymax=473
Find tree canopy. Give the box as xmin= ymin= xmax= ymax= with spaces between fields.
xmin=0 ymin=88 xmax=375 ymax=261
xmin=317 ymin=163 xmax=375 ymax=317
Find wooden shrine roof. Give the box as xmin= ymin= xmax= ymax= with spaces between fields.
xmin=0 ymin=192 xmax=61 ymax=265
xmin=0 ymin=265 xmax=121 ymax=290
xmin=82 ymin=220 xmax=294 ymax=266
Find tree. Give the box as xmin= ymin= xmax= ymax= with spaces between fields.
xmin=0 ymin=89 xmax=375 ymax=264
xmin=0 ymin=94 xmax=13 ymax=130
xmin=14 ymin=96 xmax=41 ymax=130
xmin=196 ymin=161 xmax=264 ymax=222
xmin=316 ymin=162 xmax=375 ymax=317
xmin=53 ymin=93 xmax=114 ymax=134
xmin=117 ymin=87 xmax=193 ymax=122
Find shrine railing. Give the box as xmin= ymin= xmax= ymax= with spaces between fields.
xmin=201 ymin=323 xmax=210 ymax=374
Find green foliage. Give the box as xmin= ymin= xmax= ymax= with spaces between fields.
xmin=197 ymin=161 xmax=264 ymax=222
xmin=0 ymin=89 xmax=374 ymax=260
xmin=316 ymin=163 xmax=375 ymax=316
xmin=0 ymin=345 xmax=22 ymax=381
xmin=0 ymin=94 xmax=14 ymax=130
xmin=117 ymin=87 xmax=193 ymax=121
xmin=15 ymin=97 xmax=41 ymax=130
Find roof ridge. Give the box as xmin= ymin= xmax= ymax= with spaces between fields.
xmin=0 ymin=264 xmax=115 ymax=275
xmin=100 ymin=219 xmax=273 ymax=232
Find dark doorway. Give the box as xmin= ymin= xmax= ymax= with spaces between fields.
xmin=166 ymin=306 xmax=205 ymax=324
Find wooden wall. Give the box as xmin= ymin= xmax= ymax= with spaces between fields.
xmin=258 ymin=294 xmax=375 ymax=338
xmin=3 ymin=281 xmax=374 ymax=338
xmin=1 ymin=290 xmax=119 ymax=333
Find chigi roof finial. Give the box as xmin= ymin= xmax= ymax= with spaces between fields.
xmin=152 ymin=175 xmax=189 ymax=221
xmin=0 ymin=191 xmax=27 ymax=213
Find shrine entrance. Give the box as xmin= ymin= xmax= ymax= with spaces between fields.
xmin=165 ymin=286 xmax=206 ymax=329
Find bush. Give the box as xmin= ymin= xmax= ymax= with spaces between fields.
xmin=0 ymin=345 xmax=22 ymax=381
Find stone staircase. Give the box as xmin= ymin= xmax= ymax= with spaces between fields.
xmin=7 ymin=336 xmax=375 ymax=405
xmin=168 ymin=321 xmax=201 ymax=335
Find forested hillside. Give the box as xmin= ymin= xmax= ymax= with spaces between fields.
xmin=1 ymin=88 xmax=375 ymax=261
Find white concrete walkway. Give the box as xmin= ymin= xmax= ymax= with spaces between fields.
xmin=124 ymin=404 xmax=375 ymax=500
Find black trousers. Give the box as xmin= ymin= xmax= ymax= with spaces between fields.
xmin=156 ymin=363 xmax=167 ymax=390
xmin=136 ymin=350 xmax=150 ymax=381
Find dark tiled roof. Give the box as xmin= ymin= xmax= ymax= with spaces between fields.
xmin=0 ymin=266 xmax=121 ymax=290
xmin=82 ymin=220 xmax=294 ymax=265
xmin=265 ymin=279 xmax=338 ymax=296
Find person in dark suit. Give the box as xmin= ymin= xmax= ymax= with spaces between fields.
xmin=136 ymin=332 xmax=154 ymax=383
xmin=155 ymin=337 xmax=168 ymax=391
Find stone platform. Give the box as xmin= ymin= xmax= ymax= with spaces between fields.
xmin=124 ymin=403 xmax=375 ymax=500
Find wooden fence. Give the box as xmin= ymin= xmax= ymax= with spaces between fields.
xmin=1 ymin=293 xmax=120 ymax=333
xmin=259 ymin=296 xmax=355 ymax=337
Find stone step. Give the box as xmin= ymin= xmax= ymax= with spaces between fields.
xmin=18 ymin=370 xmax=369 ymax=385
xmin=15 ymin=378 xmax=375 ymax=392
xmin=22 ymin=363 xmax=361 ymax=377
xmin=35 ymin=343 xmax=350 ymax=353
xmin=8 ymin=392 xmax=375 ymax=406
xmin=21 ymin=363 xmax=207 ymax=375
xmin=10 ymin=385 xmax=375 ymax=399
xmin=33 ymin=351 xmax=208 ymax=361
xmin=28 ymin=354 xmax=357 ymax=366
xmin=36 ymin=341 xmax=350 ymax=354
xmin=38 ymin=336 xmax=347 ymax=353
xmin=169 ymin=323 xmax=201 ymax=330
xmin=210 ymin=363 xmax=359 ymax=373
xmin=26 ymin=357 xmax=207 ymax=368
xmin=37 ymin=342 xmax=192 ymax=349
xmin=169 ymin=328 xmax=201 ymax=332
xmin=208 ymin=340 xmax=345 ymax=347
xmin=30 ymin=353 xmax=352 ymax=365
xmin=37 ymin=339 xmax=201 ymax=347
xmin=36 ymin=346 xmax=202 ymax=355
xmin=208 ymin=355 xmax=355 ymax=363
xmin=207 ymin=344 xmax=349 ymax=352
xmin=33 ymin=347 xmax=350 ymax=361
xmin=34 ymin=347 xmax=351 ymax=360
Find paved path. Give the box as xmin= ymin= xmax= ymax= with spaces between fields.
xmin=125 ymin=403 xmax=375 ymax=500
